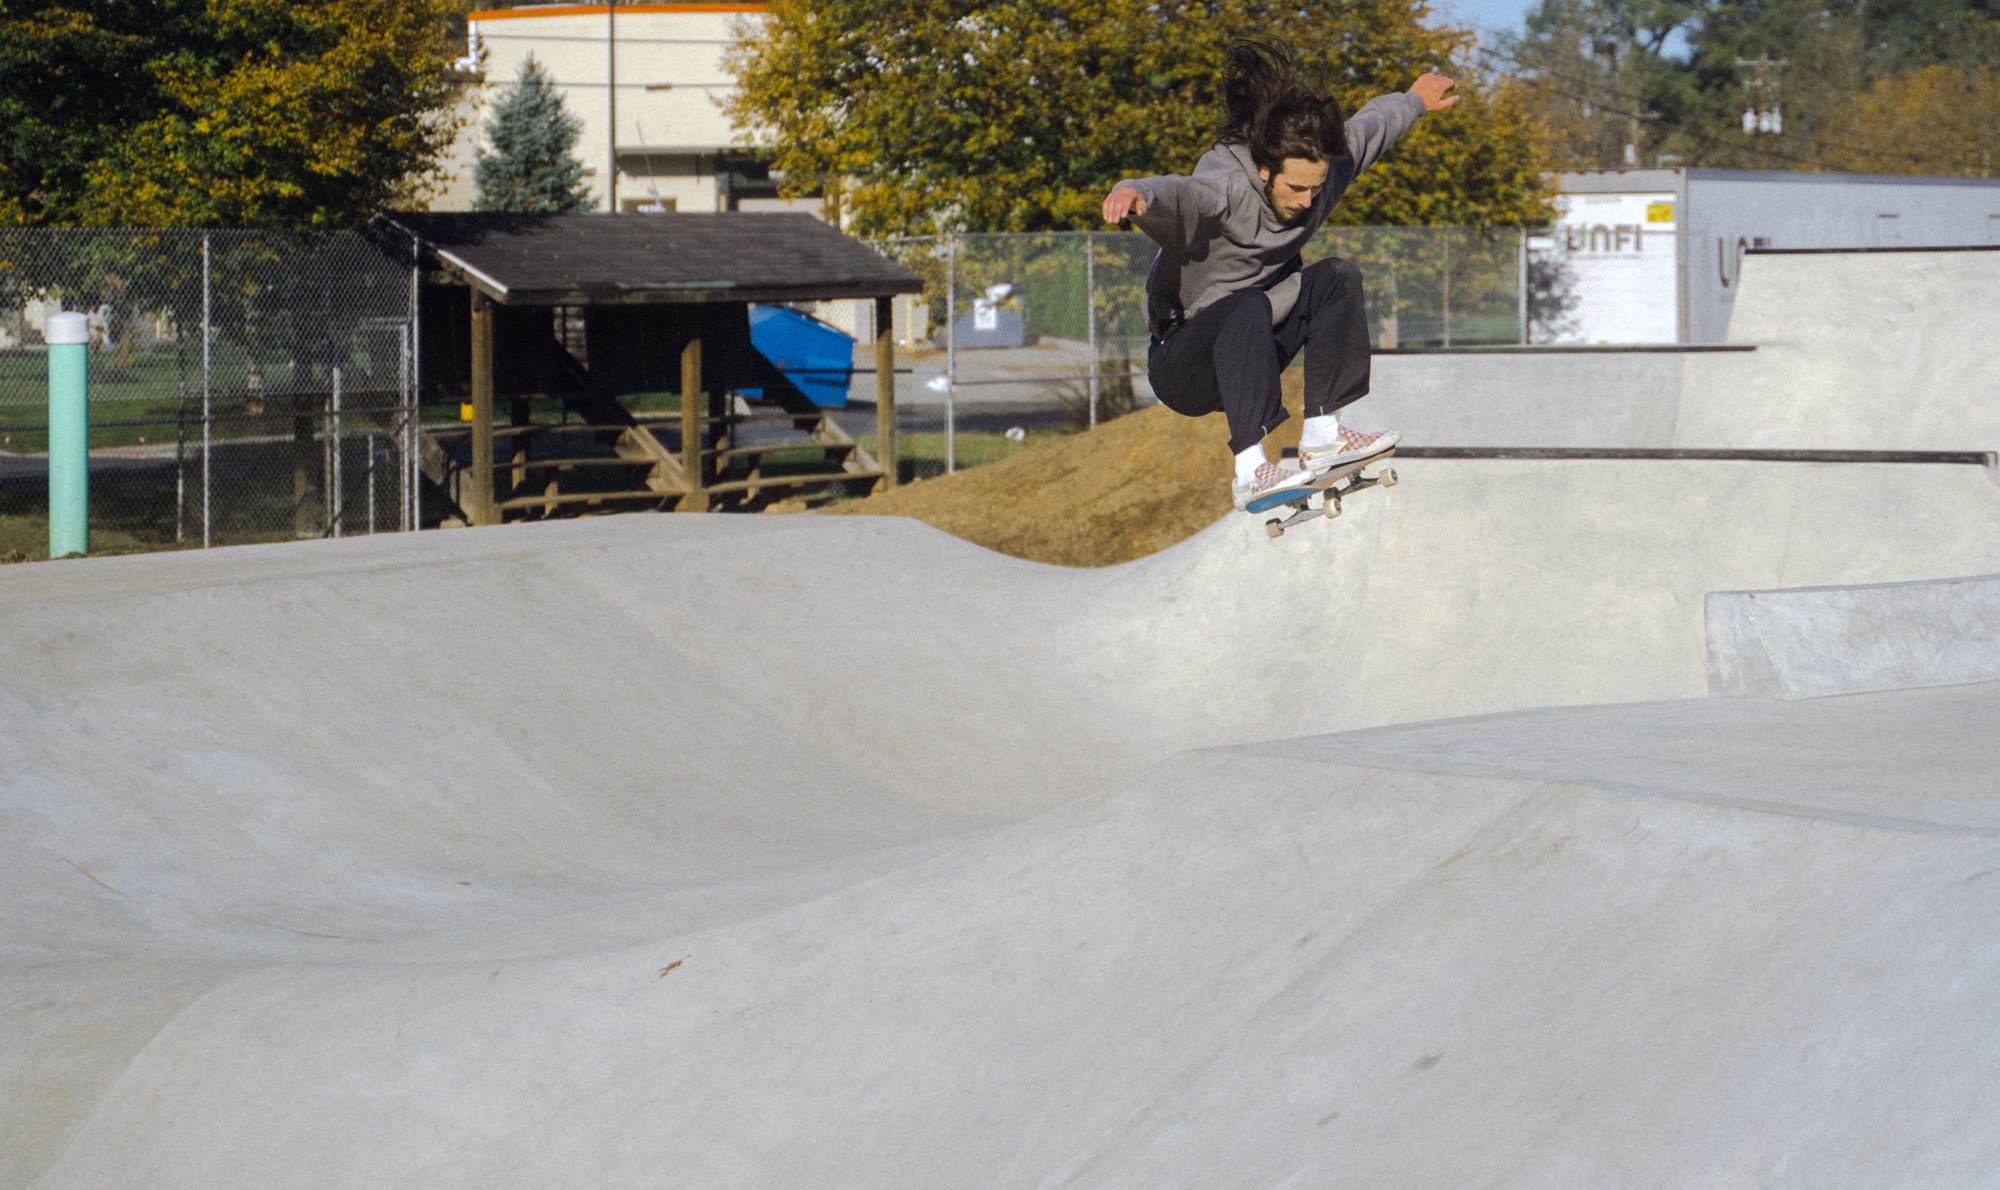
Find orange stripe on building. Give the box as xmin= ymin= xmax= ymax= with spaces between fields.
xmin=468 ymin=3 xmax=766 ymax=20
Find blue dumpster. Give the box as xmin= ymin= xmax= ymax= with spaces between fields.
xmin=747 ymin=304 xmax=855 ymax=408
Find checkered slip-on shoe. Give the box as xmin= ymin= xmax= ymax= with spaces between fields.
xmin=1298 ymin=426 xmax=1400 ymax=475
xmin=1232 ymin=461 xmax=1317 ymax=511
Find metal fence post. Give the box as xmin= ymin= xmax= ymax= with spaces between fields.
xmin=46 ymin=311 xmax=90 ymax=558
xmin=329 ymin=364 xmax=343 ymax=538
xmin=409 ymin=233 xmax=421 ymax=533
xmin=400 ymin=323 xmax=413 ymax=532
xmin=201 ymin=232 xmax=212 ymax=548
xmin=175 ymin=378 xmax=186 ymax=543
xmin=1518 ymin=227 xmax=1530 ymax=345
xmin=945 ymin=234 xmax=957 ymax=475
xmin=174 ymin=233 xmax=188 ymax=545
xmin=1085 ymin=231 xmax=1099 ymax=429
xmin=1441 ymin=231 xmax=1453 ymax=348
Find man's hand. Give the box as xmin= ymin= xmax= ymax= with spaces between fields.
xmin=1102 ymin=184 xmax=1148 ymax=224
xmin=1410 ymin=72 xmax=1459 ymax=112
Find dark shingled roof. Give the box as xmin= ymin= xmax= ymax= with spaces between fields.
xmin=377 ymin=211 xmax=923 ymax=306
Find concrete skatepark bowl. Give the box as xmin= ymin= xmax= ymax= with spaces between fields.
xmin=6 ymin=247 xmax=2000 ymax=1187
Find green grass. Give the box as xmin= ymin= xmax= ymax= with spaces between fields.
xmin=0 ymin=480 xmax=192 ymax=562
xmin=1392 ymin=314 xmax=1522 ymax=347
xmin=0 ymin=346 xmax=427 ymax=451
xmin=860 ymin=427 xmax=1075 ymax=475
xmin=0 ymin=348 xmax=184 ymax=401
xmin=0 ymin=459 xmax=431 ymax=561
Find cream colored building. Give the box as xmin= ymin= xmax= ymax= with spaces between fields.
xmin=430 ymin=2 xmax=818 ymax=216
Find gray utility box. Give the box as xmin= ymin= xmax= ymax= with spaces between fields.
xmin=947 ymin=296 xmax=1028 ymax=349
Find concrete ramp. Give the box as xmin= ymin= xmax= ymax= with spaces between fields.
xmin=1087 ymin=456 xmax=2000 ymax=738
xmin=9 ymin=455 xmax=2000 ymax=1184
xmin=1353 ymin=247 xmax=2000 ymax=453
xmin=1356 ymin=346 xmax=1717 ymax=447
xmin=1065 ymin=684 xmax=2000 ymax=1187
xmin=29 ymin=682 xmax=2000 ymax=1187
xmin=1709 ymin=572 xmax=2000 ymax=699
xmin=1675 ymin=248 xmax=2000 ymax=451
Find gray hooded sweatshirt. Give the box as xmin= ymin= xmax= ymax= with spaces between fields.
xmin=1118 ymin=90 xmax=1427 ymax=339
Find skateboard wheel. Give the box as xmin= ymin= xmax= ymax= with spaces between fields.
xmin=1265 ymin=520 xmax=1284 ymax=539
xmin=1380 ymin=468 xmax=1398 ymax=488
xmin=1327 ymin=498 xmax=1342 ymax=519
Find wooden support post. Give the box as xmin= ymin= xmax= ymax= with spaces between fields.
xmin=709 ymin=387 xmax=729 ymax=499
xmin=875 ymin=295 xmax=896 ymax=491
xmin=680 ymin=337 xmax=708 ymax=512
xmin=510 ymin=396 xmax=531 ymax=499
xmin=469 ymin=292 xmax=498 ymax=526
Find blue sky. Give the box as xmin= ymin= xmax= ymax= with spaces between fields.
xmin=1428 ymin=0 xmax=1698 ymax=66
xmin=1429 ymin=0 xmax=1537 ymax=46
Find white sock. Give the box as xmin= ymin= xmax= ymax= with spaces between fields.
xmin=1300 ymin=413 xmax=1342 ymax=449
xmin=1234 ymin=444 xmax=1267 ymax=484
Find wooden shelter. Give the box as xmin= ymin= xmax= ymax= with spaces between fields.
xmin=379 ymin=212 xmax=923 ymax=525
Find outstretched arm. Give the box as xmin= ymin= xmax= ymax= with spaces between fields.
xmin=1102 ymin=174 xmax=1226 ymax=253
xmin=1343 ymin=79 xmax=1446 ymax=174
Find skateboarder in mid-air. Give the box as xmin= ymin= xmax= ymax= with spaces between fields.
xmin=1103 ymin=39 xmax=1460 ymax=509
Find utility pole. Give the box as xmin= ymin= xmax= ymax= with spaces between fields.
xmin=1736 ymin=55 xmax=1788 ymax=136
xmin=1591 ymin=35 xmax=1637 ymax=168
xmin=607 ymin=0 xmax=618 ymax=213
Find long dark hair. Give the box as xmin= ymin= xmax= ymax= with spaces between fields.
xmin=1216 ymin=39 xmax=1347 ymax=171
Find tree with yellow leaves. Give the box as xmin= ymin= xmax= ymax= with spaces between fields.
xmin=0 ymin=0 xmax=463 ymax=227
xmin=728 ymin=0 xmax=1551 ymax=234
xmin=1817 ymin=66 xmax=2000 ymax=177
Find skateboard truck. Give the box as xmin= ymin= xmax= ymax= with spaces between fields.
xmin=1263 ymin=464 xmax=1397 ymax=539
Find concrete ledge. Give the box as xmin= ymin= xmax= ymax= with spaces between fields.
xmin=1707 ymin=573 xmax=2000 ymax=699
xmin=1372 ymin=344 xmax=1757 ymax=354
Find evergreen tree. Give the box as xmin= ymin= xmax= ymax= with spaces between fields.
xmin=475 ymin=57 xmax=593 ymax=213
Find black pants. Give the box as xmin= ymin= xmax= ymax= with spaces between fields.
xmin=1147 ymin=256 xmax=1371 ymax=455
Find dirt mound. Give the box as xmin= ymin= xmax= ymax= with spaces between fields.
xmin=821 ymin=387 xmax=1309 ymax=568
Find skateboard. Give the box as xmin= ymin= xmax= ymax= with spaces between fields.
xmin=1245 ymin=450 xmax=1398 ymax=538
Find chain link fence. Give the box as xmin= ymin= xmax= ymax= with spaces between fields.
xmin=0 ymin=229 xmax=421 ymax=560
xmin=858 ymin=226 xmax=1531 ymax=481
xmin=0 ymin=225 xmax=1540 ymax=558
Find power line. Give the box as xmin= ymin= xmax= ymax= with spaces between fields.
xmin=1482 ymin=41 xmax=1989 ymax=170
xmin=1476 ymin=43 xmax=1980 ymax=172
xmin=1479 ymin=46 xmax=1840 ymax=168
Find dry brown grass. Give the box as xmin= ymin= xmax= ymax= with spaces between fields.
xmin=818 ymin=377 xmax=1308 ymax=568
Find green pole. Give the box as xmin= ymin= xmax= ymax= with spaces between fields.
xmin=46 ymin=311 xmax=88 ymax=558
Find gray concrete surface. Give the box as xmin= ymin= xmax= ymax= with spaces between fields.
xmin=1709 ymin=572 xmax=2000 ymax=699
xmin=10 ymin=256 xmax=2000 ymax=1187
xmin=1679 ymin=249 xmax=2000 ymax=451
xmin=1072 ymin=683 xmax=2000 ymax=1186
xmin=1349 ymin=248 xmax=2000 ymax=452
xmin=1354 ymin=347 xmax=1718 ymax=447
xmin=6 ymin=446 xmax=2000 ymax=1186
